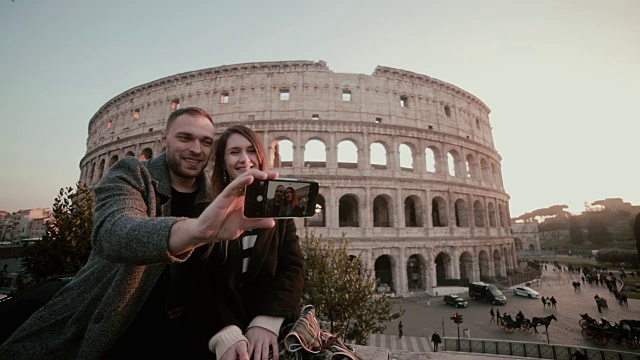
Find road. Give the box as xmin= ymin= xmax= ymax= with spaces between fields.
xmin=378 ymin=266 xmax=640 ymax=353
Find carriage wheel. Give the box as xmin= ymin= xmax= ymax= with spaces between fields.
xmin=523 ymin=325 xmax=533 ymax=334
xmin=594 ymin=335 xmax=608 ymax=346
xmin=504 ymin=325 xmax=515 ymax=334
xmin=581 ymin=328 xmax=593 ymax=340
xmin=579 ymin=319 xmax=586 ymax=327
xmin=624 ymin=338 xmax=637 ymax=349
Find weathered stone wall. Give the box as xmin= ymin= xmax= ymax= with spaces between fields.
xmin=80 ymin=60 xmax=516 ymax=294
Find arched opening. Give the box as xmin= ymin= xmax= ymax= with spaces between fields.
xmin=108 ymin=155 xmax=119 ymax=169
xmin=305 ymin=194 xmax=326 ymax=227
xmin=514 ymin=238 xmax=523 ymax=250
xmin=304 ymin=139 xmax=326 ymax=168
xmin=88 ymin=162 xmax=96 ymax=184
xmin=473 ymin=200 xmax=485 ymax=227
xmin=447 ymin=150 xmax=461 ymax=177
xmin=465 ymin=154 xmax=477 ymax=179
xmin=491 ymin=163 xmax=499 ymax=188
xmin=431 ymin=196 xmax=448 ymax=227
xmin=493 ymin=249 xmax=503 ymax=278
xmin=454 ymin=199 xmax=469 ymax=227
xmin=370 ymin=142 xmax=387 ymax=170
xmin=434 ymin=252 xmax=452 ymax=286
xmin=399 ymin=143 xmax=414 ymax=170
xmin=373 ymin=195 xmax=392 ymax=227
xmin=96 ymin=159 xmax=106 ymax=182
xmin=478 ymin=251 xmax=490 ymax=282
xmin=125 ymin=151 xmax=135 ymax=157
xmin=271 ymin=139 xmax=293 ymax=167
xmin=459 ymin=251 xmax=473 ymax=284
xmin=406 ymin=254 xmax=425 ymax=291
xmin=338 ymin=194 xmax=359 ymax=227
xmin=425 ymin=147 xmax=437 ymax=173
xmin=488 ymin=203 xmax=497 ymax=228
xmin=481 ymin=158 xmax=490 ymax=184
xmin=337 ymin=140 xmax=358 ymax=169
xmin=139 ymin=148 xmax=153 ymax=161
xmin=404 ymin=196 xmax=423 ymax=227
xmin=375 ymin=255 xmax=394 ymax=292
xmin=498 ymin=204 xmax=506 ymax=228
xmin=528 ymin=244 xmax=535 ymax=251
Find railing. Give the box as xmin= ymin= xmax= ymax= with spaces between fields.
xmin=443 ymin=337 xmax=640 ymax=360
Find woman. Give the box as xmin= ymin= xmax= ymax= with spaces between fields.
xmin=284 ymin=187 xmax=305 ymax=217
xmin=173 ymin=125 xmax=304 ymax=360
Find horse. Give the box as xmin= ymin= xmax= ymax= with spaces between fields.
xmin=531 ymin=314 xmax=557 ymax=333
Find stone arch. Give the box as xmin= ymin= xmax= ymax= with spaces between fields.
xmin=108 ymin=155 xmax=119 ymax=169
xmin=339 ymin=194 xmax=359 ymax=227
xmin=370 ymin=141 xmax=388 ymax=169
xmin=404 ymin=195 xmax=423 ymax=227
xmin=96 ymin=158 xmax=106 ymax=182
xmin=493 ymin=249 xmax=502 ymax=277
xmin=406 ymin=254 xmax=426 ymax=291
xmin=465 ymin=154 xmax=478 ymax=179
xmin=431 ymin=196 xmax=448 ymax=227
xmin=375 ymin=255 xmax=394 ymax=292
xmin=473 ymin=200 xmax=485 ymax=227
xmin=454 ymin=198 xmax=469 ymax=227
xmin=498 ymin=204 xmax=506 ymax=228
xmin=373 ymin=194 xmax=393 ymax=227
xmin=480 ymin=158 xmax=490 ymax=184
xmin=528 ymin=244 xmax=535 ymax=251
xmin=306 ymin=194 xmax=326 ymax=227
xmin=88 ymin=162 xmax=96 ymax=184
xmin=399 ymin=143 xmax=415 ymax=170
xmin=491 ymin=162 xmax=499 ymax=187
xmin=514 ymin=237 xmax=523 ymax=250
xmin=337 ymin=139 xmax=358 ymax=169
xmin=488 ymin=202 xmax=497 ymax=228
xmin=125 ymin=151 xmax=135 ymax=157
xmin=304 ymin=138 xmax=327 ymax=168
xmin=139 ymin=148 xmax=153 ymax=160
xmin=447 ymin=149 xmax=462 ymax=177
xmin=434 ymin=252 xmax=452 ymax=286
xmin=271 ymin=138 xmax=294 ymax=167
xmin=478 ymin=250 xmax=490 ymax=281
xmin=425 ymin=146 xmax=438 ymax=173
xmin=459 ymin=251 xmax=473 ymax=283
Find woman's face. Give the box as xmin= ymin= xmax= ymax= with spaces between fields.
xmin=224 ymin=133 xmax=259 ymax=181
xmin=285 ymin=188 xmax=295 ymax=202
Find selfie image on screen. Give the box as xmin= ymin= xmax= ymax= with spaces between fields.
xmin=265 ymin=181 xmax=312 ymax=217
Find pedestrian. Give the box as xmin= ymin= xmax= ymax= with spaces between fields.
xmin=431 ymin=331 xmax=442 ymax=352
xmin=398 ymin=321 xmax=403 ymax=338
xmin=595 ymin=295 xmax=602 ymax=313
xmin=541 ymin=296 xmax=546 ymax=309
xmin=0 ymin=107 xmax=279 ymax=358
xmin=490 ymin=307 xmax=495 ymax=323
xmin=550 ymin=296 xmax=557 ymax=310
xmin=496 ymin=308 xmax=501 ymax=326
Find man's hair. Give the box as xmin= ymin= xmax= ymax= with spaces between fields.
xmin=166 ymin=107 xmax=213 ymax=130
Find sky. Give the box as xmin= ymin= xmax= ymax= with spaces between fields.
xmin=1 ymin=0 xmax=638 ymax=217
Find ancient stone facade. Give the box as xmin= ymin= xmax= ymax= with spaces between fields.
xmin=511 ymin=223 xmax=541 ymax=253
xmin=80 ymin=60 xmax=515 ymax=295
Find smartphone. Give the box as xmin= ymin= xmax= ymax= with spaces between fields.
xmin=244 ymin=178 xmax=320 ymax=218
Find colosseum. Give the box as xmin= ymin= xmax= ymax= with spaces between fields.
xmin=80 ymin=60 xmax=516 ymax=295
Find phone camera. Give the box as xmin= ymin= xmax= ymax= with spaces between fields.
xmin=256 ymin=195 xmax=263 ymax=202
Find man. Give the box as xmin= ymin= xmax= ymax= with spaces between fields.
xmin=431 ymin=331 xmax=441 ymax=352
xmin=489 ymin=307 xmax=495 ymax=323
xmin=0 ymin=107 xmax=277 ymax=359
xmin=267 ymin=184 xmax=286 ymax=216
xmin=398 ymin=321 xmax=403 ymax=338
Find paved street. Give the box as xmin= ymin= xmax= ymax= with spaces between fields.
xmin=379 ymin=265 xmax=640 ymax=353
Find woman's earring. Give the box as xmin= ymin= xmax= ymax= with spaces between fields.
xmin=222 ymin=170 xmax=228 ymax=184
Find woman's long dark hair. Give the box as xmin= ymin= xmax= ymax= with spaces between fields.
xmin=206 ymin=125 xmax=268 ymax=259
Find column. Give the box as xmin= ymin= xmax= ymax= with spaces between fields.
xmin=452 ymin=247 xmax=460 ymax=279
xmin=398 ymin=247 xmax=407 ymax=294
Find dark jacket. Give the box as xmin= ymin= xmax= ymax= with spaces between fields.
xmin=0 ymin=153 xmax=212 ymax=359
xmin=173 ymin=218 xmax=304 ymax=342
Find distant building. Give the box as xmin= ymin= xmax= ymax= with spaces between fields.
xmin=586 ymin=198 xmax=640 ymax=215
xmin=511 ymin=223 xmax=541 ymax=252
xmin=2 ymin=208 xmax=53 ymax=240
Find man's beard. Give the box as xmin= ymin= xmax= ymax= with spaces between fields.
xmin=166 ymin=146 xmax=207 ymax=179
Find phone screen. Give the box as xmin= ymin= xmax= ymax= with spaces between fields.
xmin=244 ymin=179 xmax=319 ymax=218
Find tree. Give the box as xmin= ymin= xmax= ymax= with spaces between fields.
xmin=635 ymin=213 xmax=640 ymax=262
xmin=301 ymin=230 xmax=404 ymax=345
xmin=569 ymin=216 xmax=585 ymax=245
xmin=22 ymin=182 xmax=94 ymax=281
xmin=587 ymin=216 xmax=611 ymax=246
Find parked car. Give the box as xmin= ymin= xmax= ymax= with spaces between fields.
xmin=469 ymin=281 xmax=507 ymax=305
xmin=512 ymin=286 xmax=540 ymax=298
xmin=443 ymin=294 xmax=468 ymax=308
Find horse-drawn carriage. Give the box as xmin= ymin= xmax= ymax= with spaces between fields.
xmin=579 ymin=313 xmax=639 ymax=349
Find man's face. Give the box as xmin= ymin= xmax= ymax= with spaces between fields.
xmin=161 ymin=113 xmax=215 ymax=183
xmin=274 ymin=185 xmax=285 ymax=202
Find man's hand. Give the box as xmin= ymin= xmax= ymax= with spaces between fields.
xmin=246 ymin=326 xmax=279 ymax=360
xmin=220 ymin=341 xmax=250 ymax=360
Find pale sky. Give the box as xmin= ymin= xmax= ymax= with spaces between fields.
xmin=1 ymin=0 xmax=638 ymax=217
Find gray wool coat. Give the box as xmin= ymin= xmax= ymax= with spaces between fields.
xmin=0 ymin=152 xmax=213 ymax=359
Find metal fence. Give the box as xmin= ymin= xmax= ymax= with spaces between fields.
xmin=443 ymin=337 xmax=640 ymax=360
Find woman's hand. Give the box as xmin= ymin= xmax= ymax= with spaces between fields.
xmin=246 ymin=327 xmax=279 ymax=360
xmin=220 ymin=341 xmax=250 ymax=360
